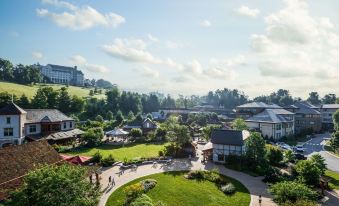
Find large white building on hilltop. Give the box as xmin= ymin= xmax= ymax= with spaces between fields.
xmin=0 ymin=102 xmax=83 ymax=148
xmin=38 ymin=64 xmax=84 ymax=86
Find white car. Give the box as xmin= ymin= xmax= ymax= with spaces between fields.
xmin=295 ymin=145 xmax=306 ymax=152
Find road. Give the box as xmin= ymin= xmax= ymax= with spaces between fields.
xmin=303 ymin=133 xmax=339 ymax=172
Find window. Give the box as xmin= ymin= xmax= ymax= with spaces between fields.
xmin=218 ymin=154 xmax=225 ymax=161
xmin=29 ymin=125 xmax=37 ymax=133
xmin=63 ymin=122 xmax=67 ymax=129
xmin=4 ymin=128 xmax=13 ymax=136
xmin=6 ymin=117 xmax=11 ymax=124
xmin=69 ymin=121 xmax=73 ymax=128
xmin=276 ymin=124 xmax=281 ymax=130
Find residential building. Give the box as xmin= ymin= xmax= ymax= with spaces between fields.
xmin=39 ymin=64 xmax=84 ymax=86
xmin=245 ymin=109 xmax=295 ymax=140
xmin=235 ymin=102 xmax=282 ymax=119
xmin=205 ymin=129 xmax=250 ymax=163
xmin=123 ymin=118 xmax=158 ymax=134
xmin=284 ymin=101 xmax=321 ymax=134
xmin=0 ymin=140 xmax=63 ymax=200
xmin=320 ymin=104 xmax=339 ymax=131
xmin=0 ymin=102 xmax=83 ymax=148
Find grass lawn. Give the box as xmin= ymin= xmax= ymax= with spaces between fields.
xmin=106 ymin=171 xmax=250 ymax=206
xmin=325 ymin=170 xmax=339 ymax=190
xmin=324 ymin=141 xmax=339 ymax=157
xmin=0 ymin=81 xmax=105 ymax=99
xmin=66 ymin=142 xmax=168 ymax=161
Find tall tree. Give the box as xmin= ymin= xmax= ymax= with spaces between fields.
xmin=17 ymin=94 xmax=30 ymax=108
xmin=58 ymin=87 xmax=71 ymax=114
xmin=307 ymin=92 xmax=321 ymax=105
xmin=6 ymin=164 xmax=101 ymax=206
xmin=322 ymin=94 xmax=336 ymax=104
xmin=31 ymin=89 xmax=48 ymax=108
xmin=232 ymin=118 xmax=248 ymax=131
xmin=0 ymin=58 xmax=14 ymax=81
xmin=106 ymin=87 xmax=120 ymax=114
xmin=70 ymin=95 xmax=85 ymax=114
xmin=245 ymin=132 xmax=266 ymax=169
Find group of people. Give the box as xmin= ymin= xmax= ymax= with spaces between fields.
xmin=108 ymin=176 xmax=115 ymax=187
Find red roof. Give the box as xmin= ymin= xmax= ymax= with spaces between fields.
xmin=60 ymin=154 xmax=91 ymax=165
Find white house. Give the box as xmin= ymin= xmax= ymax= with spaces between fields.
xmin=245 ymin=109 xmax=295 ymax=140
xmin=0 ymin=102 xmax=83 ymax=148
xmin=205 ymin=129 xmax=250 ymax=163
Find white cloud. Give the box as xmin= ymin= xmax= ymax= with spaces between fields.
xmin=136 ymin=66 xmax=159 ymax=78
xmin=147 ymin=34 xmax=159 ymax=42
xmin=165 ymin=40 xmax=182 ymax=49
xmin=32 ymin=52 xmax=43 ymax=59
xmin=200 ymin=20 xmax=211 ymax=27
xmin=70 ymin=55 xmax=109 ymax=73
xmin=37 ymin=0 xmax=125 ymax=30
xmin=251 ymin=0 xmax=339 ymax=81
xmin=235 ymin=5 xmax=260 ymax=18
xmin=102 ymin=38 xmax=162 ymax=64
xmin=41 ymin=0 xmax=76 ymax=10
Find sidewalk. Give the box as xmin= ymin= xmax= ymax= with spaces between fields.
xmin=98 ymin=156 xmax=276 ymax=206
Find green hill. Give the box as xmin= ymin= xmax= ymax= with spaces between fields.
xmin=0 ymin=81 xmax=105 ymax=99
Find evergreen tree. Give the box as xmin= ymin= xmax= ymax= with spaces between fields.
xmin=58 ymin=87 xmax=71 ymax=114
xmin=17 ymin=94 xmax=30 ymax=108
xmin=31 ymin=88 xmax=48 ymax=108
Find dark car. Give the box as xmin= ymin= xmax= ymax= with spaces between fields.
xmin=294 ymin=153 xmax=307 ymax=160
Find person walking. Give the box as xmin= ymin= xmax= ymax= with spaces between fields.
xmin=108 ymin=176 xmax=112 ymax=186
xmin=112 ymin=176 xmax=115 ymax=186
xmin=258 ymin=195 xmax=262 ymax=206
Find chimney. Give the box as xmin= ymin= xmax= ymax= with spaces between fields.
xmin=74 ymin=66 xmax=77 ymax=70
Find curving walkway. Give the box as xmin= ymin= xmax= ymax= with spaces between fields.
xmin=98 ymin=157 xmax=276 ymax=206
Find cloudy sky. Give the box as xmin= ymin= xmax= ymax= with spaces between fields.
xmin=1 ymin=0 xmax=339 ymax=98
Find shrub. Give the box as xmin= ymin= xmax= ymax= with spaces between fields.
xmin=221 ymin=183 xmax=236 ymax=195
xmin=309 ymin=154 xmax=327 ymax=175
xmin=186 ymin=170 xmax=205 ymax=180
xmin=295 ymin=160 xmax=321 ymax=186
xmin=269 ymin=181 xmax=318 ymax=204
xmin=130 ymin=128 xmax=143 ymax=138
xmin=101 ymin=154 xmax=115 ymax=167
xmin=130 ymin=194 xmax=153 ymax=206
xmin=263 ymin=167 xmax=284 ymax=183
xmin=124 ymin=183 xmax=144 ymax=203
xmin=91 ymin=151 xmax=102 ymax=163
xmin=158 ymin=150 xmax=164 ymax=157
xmin=266 ymin=145 xmax=283 ymax=166
xmin=140 ymin=179 xmax=157 ymax=192
xmin=281 ymin=199 xmax=317 ymax=206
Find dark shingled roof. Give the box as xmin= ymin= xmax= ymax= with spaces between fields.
xmin=25 ymin=109 xmax=73 ymax=123
xmin=246 ymin=109 xmax=294 ymax=123
xmin=287 ymin=101 xmax=320 ymax=115
xmin=0 ymin=140 xmax=63 ymax=200
xmin=0 ymin=102 xmax=26 ymax=115
xmin=211 ymin=129 xmax=245 ymax=146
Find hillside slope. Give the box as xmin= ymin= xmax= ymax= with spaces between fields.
xmin=0 ymin=81 xmax=105 ymax=99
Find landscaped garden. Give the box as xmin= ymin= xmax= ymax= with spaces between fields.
xmin=67 ymin=142 xmax=168 ymax=161
xmin=106 ymin=171 xmax=250 ymax=206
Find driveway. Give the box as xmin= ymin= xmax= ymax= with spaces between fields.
xmin=302 ymin=133 xmax=339 ymax=172
xmin=98 ymin=147 xmax=276 ymax=206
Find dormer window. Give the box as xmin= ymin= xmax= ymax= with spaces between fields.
xmin=69 ymin=121 xmax=73 ymax=128
xmin=6 ymin=117 xmax=10 ymax=124
xmin=63 ymin=122 xmax=67 ymax=129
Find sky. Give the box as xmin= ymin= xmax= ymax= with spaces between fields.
xmin=1 ymin=0 xmax=339 ymax=99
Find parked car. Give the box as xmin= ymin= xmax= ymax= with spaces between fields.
xmin=277 ymin=143 xmax=292 ymax=151
xmin=295 ymin=145 xmax=306 ymax=153
xmin=294 ymin=153 xmax=307 ymax=160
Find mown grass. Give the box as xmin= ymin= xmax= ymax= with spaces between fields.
xmin=325 ymin=170 xmax=339 ymax=190
xmin=106 ymin=171 xmax=250 ymax=206
xmin=67 ymin=142 xmax=168 ymax=161
xmin=0 ymin=81 xmax=105 ymax=99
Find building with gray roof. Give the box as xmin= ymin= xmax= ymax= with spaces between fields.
xmin=284 ymin=101 xmax=321 ymax=134
xmin=209 ymin=129 xmax=250 ymax=163
xmin=245 ymin=108 xmax=295 ymax=140
xmin=39 ymin=64 xmax=84 ymax=86
xmin=235 ymin=102 xmax=282 ymax=119
xmin=320 ymin=104 xmax=339 ymax=131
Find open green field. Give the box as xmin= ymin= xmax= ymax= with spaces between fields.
xmin=325 ymin=170 xmax=339 ymax=189
xmin=67 ymin=142 xmax=168 ymax=161
xmin=106 ymin=171 xmax=250 ymax=206
xmin=0 ymin=81 xmax=105 ymax=99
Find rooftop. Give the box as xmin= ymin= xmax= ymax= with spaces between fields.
xmin=286 ymin=101 xmax=320 ymax=115
xmin=25 ymin=109 xmax=73 ymax=123
xmin=321 ymin=104 xmax=339 ymax=109
xmin=246 ymin=108 xmax=294 ymax=123
xmin=210 ymin=129 xmax=249 ymax=146
xmin=0 ymin=102 xmax=26 ymax=115
xmin=236 ymin=102 xmax=282 ymax=109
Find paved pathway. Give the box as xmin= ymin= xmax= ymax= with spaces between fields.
xmin=303 ymin=133 xmax=339 ymax=172
xmin=98 ymin=154 xmax=275 ymax=206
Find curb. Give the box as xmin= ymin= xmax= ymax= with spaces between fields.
xmin=322 ymin=142 xmax=339 ymax=160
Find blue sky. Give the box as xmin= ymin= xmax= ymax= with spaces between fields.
xmin=1 ymin=0 xmax=339 ymax=98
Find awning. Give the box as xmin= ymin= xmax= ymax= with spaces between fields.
xmin=202 ymin=142 xmax=213 ymax=151
xmin=106 ymin=128 xmax=129 ymax=136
